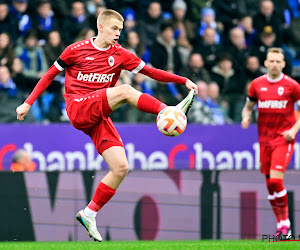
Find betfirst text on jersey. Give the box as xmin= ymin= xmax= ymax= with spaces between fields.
xmin=77 ymin=71 xmax=115 ymax=83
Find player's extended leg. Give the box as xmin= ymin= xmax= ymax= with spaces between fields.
xmin=269 ymin=170 xmax=291 ymax=239
xmin=265 ymin=174 xmax=282 ymax=237
xmin=107 ymin=84 xmax=166 ymax=113
xmin=268 ymin=143 xmax=294 ymax=239
xmin=76 ymin=146 xmax=129 ymax=242
xmin=106 ymin=84 xmax=195 ymax=115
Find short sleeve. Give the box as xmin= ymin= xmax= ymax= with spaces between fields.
xmin=121 ymin=48 xmax=145 ymax=74
xmin=54 ymin=45 xmax=76 ymax=71
xmin=248 ymin=81 xmax=257 ymax=102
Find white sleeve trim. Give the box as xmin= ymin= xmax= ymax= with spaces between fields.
xmin=296 ymin=99 xmax=300 ymax=106
xmin=54 ymin=61 xmax=64 ymax=71
xmin=131 ymin=60 xmax=145 ymax=74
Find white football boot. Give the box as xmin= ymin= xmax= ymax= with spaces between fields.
xmin=76 ymin=210 xmax=102 ymax=242
xmin=176 ymin=89 xmax=196 ymax=115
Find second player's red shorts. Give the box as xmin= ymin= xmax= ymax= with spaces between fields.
xmin=259 ymin=142 xmax=294 ymax=175
xmin=66 ymin=88 xmax=124 ymax=155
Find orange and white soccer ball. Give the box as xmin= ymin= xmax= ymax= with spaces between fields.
xmin=156 ymin=106 xmax=187 ymax=137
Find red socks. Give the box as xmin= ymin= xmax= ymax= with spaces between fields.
xmin=266 ymin=178 xmax=281 ymax=223
xmin=88 ymin=182 xmax=116 ymax=212
xmin=267 ymin=178 xmax=289 ymax=223
xmin=272 ymin=178 xmax=289 ymax=221
xmin=137 ymin=93 xmax=167 ymax=114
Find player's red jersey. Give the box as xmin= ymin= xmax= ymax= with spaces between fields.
xmin=54 ymin=37 xmax=145 ymax=102
xmin=248 ymin=73 xmax=300 ymax=145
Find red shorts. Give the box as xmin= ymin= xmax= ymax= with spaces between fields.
xmin=259 ymin=142 xmax=294 ymax=175
xmin=66 ymin=89 xmax=124 ymax=155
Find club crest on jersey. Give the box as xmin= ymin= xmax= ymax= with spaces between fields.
xmin=108 ymin=56 xmax=114 ymax=67
xmin=278 ymin=86 xmax=284 ymax=96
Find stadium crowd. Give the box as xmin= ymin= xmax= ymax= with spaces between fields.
xmin=1 ymin=0 xmax=300 ymax=124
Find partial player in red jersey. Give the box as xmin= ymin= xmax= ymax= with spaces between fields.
xmin=241 ymin=48 xmax=300 ymax=239
xmin=16 ymin=10 xmax=198 ymax=242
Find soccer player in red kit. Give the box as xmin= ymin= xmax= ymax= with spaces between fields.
xmin=16 ymin=10 xmax=198 ymax=241
xmin=241 ymin=48 xmax=300 ymax=239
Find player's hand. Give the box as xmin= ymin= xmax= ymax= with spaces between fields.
xmin=282 ymin=129 xmax=297 ymax=142
xmin=241 ymin=117 xmax=251 ymax=129
xmin=16 ymin=103 xmax=31 ymax=121
xmin=185 ymin=79 xmax=198 ymax=94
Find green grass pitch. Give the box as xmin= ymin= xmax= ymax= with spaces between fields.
xmin=0 ymin=240 xmax=300 ymax=250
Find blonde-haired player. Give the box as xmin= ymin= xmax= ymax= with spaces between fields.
xmin=16 ymin=9 xmax=197 ymax=241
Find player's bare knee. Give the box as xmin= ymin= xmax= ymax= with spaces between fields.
xmin=113 ymin=163 xmax=129 ymax=178
xmin=118 ymin=84 xmax=135 ymax=100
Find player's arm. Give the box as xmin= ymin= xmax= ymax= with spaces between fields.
xmin=282 ymin=102 xmax=300 ymax=141
xmin=139 ymin=65 xmax=198 ymax=94
xmin=16 ymin=65 xmax=61 ymax=121
xmin=241 ymin=97 xmax=256 ymax=129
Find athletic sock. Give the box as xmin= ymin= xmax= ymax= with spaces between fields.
xmin=280 ymin=218 xmax=291 ymax=228
xmin=276 ymin=191 xmax=289 ymax=221
xmin=88 ymin=182 xmax=116 ymax=213
xmin=277 ymin=221 xmax=282 ymax=230
xmin=137 ymin=93 xmax=167 ymax=114
xmin=266 ymin=178 xmax=281 ymax=224
xmin=272 ymin=178 xmax=289 ymax=222
xmin=83 ymin=206 xmax=97 ymax=217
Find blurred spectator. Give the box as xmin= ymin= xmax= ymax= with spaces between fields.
xmin=186 ymin=0 xmax=213 ymax=22
xmin=207 ymin=82 xmax=230 ymax=124
xmin=244 ymin=55 xmax=265 ymax=81
xmin=88 ymin=2 xmax=107 ymax=34
xmin=212 ymin=0 xmax=240 ymax=33
xmin=137 ymin=1 xmax=163 ymax=49
xmin=32 ymin=0 xmax=60 ymax=44
xmin=150 ymin=22 xmax=182 ymax=74
xmin=272 ymin=0 xmax=292 ymax=28
xmin=253 ymin=0 xmax=283 ymax=45
xmin=210 ymin=53 xmax=246 ymax=121
xmin=210 ymin=53 xmax=244 ymax=96
xmin=75 ymin=28 xmax=96 ymax=42
xmin=187 ymin=80 xmax=215 ymax=124
xmin=0 ymin=2 xmax=19 ymax=45
xmin=63 ymin=1 xmax=91 ymax=45
xmin=226 ymin=27 xmax=248 ymax=72
xmin=86 ymin=0 xmax=106 ymax=15
xmin=10 ymin=0 xmax=32 ymax=41
xmin=169 ymin=0 xmax=195 ymax=65
xmin=288 ymin=0 xmax=300 ymax=18
xmin=194 ymin=27 xmax=221 ymax=70
xmin=150 ymin=21 xmax=183 ymax=105
xmin=123 ymin=30 xmax=147 ymax=59
xmin=0 ymin=65 xmax=34 ymax=122
xmin=15 ymin=30 xmax=48 ymax=79
xmin=286 ymin=7 xmax=300 ymax=60
xmin=249 ymin=26 xmax=292 ymax=75
xmin=47 ymin=85 xmax=69 ymax=122
xmin=11 ymin=57 xmax=37 ymax=93
xmin=238 ymin=0 xmax=260 ymax=17
xmin=0 ymin=65 xmax=17 ymax=97
xmin=10 ymin=149 xmax=36 ymax=171
xmin=198 ymin=7 xmax=221 ymax=45
xmin=43 ymin=30 xmax=65 ymax=67
xmin=119 ymin=8 xmax=137 ymax=44
xmin=180 ymin=52 xmax=211 ymax=84
xmin=238 ymin=15 xmax=257 ymax=47
xmin=0 ymin=32 xmax=15 ymax=68
xmin=123 ymin=30 xmax=151 ymax=69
